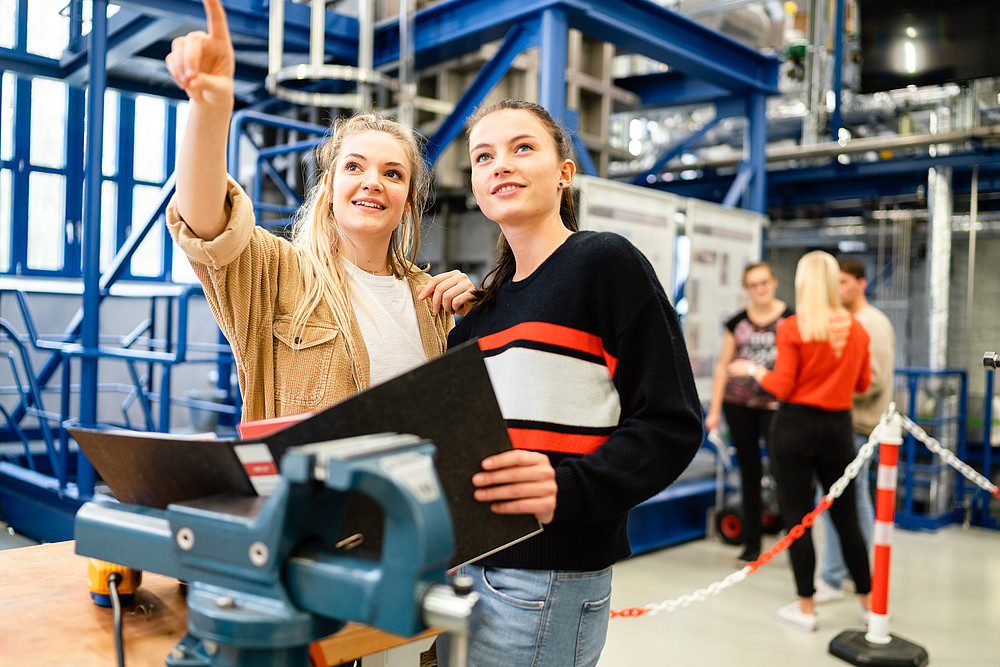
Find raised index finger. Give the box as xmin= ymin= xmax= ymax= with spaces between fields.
xmin=203 ymin=0 xmax=231 ymax=42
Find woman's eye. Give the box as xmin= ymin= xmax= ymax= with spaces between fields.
xmin=345 ymin=162 xmax=361 ymax=172
xmin=515 ymin=144 xmax=532 ymax=153
xmin=386 ymin=169 xmax=401 ymax=179
xmin=474 ymin=153 xmax=491 ymax=163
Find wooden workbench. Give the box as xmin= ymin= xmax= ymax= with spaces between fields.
xmin=0 ymin=541 xmax=437 ymax=666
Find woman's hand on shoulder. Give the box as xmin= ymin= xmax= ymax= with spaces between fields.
xmin=418 ymin=270 xmax=476 ymax=316
xmin=165 ymin=0 xmax=235 ymax=108
xmin=471 ymin=450 xmax=557 ymax=525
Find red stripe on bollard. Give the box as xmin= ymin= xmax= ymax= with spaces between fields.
xmin=879 ymin=443 xmax=899 ymax=467
xmin=875 ymin=489 xmax=895 ymax=523
xmin=871 ymin=543 xmax=892 ymax=615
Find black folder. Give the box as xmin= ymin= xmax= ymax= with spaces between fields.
xmin=71 ymin=341 xmax=542 ymax=569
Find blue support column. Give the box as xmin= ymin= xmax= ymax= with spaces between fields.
xmin=745 ymin=92 xmax=767 ymax=213
xmin=538 ymin=7 xmax=568 ymax=128
xmin=10 ymin=76 xmax=30 ymax=274
xmin=78 ymin=0 xmax=108 ymax=495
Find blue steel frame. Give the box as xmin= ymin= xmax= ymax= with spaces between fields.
xmin=975 ymin=369 xmax=999 ymax=530
xmin=0 ymin=0 xmax=776 ymax=542
xmin=894 ymin=367 xmax=968 ymax=532
xmin=378 ymin=0 xmax=780 ymax=211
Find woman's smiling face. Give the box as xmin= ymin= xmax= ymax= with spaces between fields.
xmin=468 ymin=108 xmax=570 ymax=227
xmin=329 ymin=130 xmax=412 ymax=245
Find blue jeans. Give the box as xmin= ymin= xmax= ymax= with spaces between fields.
xmin=436 ymin=565 xmax=613 ymax=667
xmin=818 ymin=431 xmax=875 ymax=589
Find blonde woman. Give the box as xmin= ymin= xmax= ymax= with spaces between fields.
xmin=728 ymin=251 xmax=871 ymax=632
xmin=164 ymin=0 xmax=473 ymax=422
xmin=705 ymin=262 xmax=791 ymax=562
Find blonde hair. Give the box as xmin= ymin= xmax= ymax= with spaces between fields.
xmin=288 ymin=113 xmax=432 ymax=388
xmin=794 ymin=250 xmax=843 ymax=342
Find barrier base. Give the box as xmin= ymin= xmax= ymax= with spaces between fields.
xmin=829 ymin=630 xmax=929 ymax=666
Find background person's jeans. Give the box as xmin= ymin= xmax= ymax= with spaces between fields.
xmin=436 ymin=565 xmax=612 ymax=667
xmin=818 ymin=431 xmax=875 ymax=589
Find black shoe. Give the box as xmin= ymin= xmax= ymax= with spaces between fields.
xmin=736 ymin=548 xmax=760 ymax=562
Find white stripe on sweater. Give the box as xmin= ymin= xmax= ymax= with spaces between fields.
xmin=484 ymin=347 xmax=621 ymax=428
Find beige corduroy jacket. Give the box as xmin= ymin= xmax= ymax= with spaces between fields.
xmin=166 ymin=176 xmax=452 ymax=422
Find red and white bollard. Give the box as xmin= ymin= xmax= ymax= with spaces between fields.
xmin=829 ymin=412 xmax=929 ymax=667
xmin=867 ymin=413 xmax=901 ymax=644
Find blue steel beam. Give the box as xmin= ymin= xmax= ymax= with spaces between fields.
xmin=614 ymin=72 xmax=730 ymax=110
xmin=766 ymin=151 xmax=1000 ymax=188
xmin=113 ymin=0 xmax=358 ymax=61
xmin=721 ymin=161 xmax=753 ymax=209
xmin=60 ymin=10 xmax=184 ymax=86
xmin=649 ymin=152 xmax=1000 ymax=207
xmin=22 ymin=0 xmax=356 ymax=94
xmin=633 ymin=115 xmax=723 ymax=186
xmin=0 ymin=49 xmax=63 ymax=79
xmin=376 ymin=0 xmax=779 ymax=95
xmin=424 ymin=21 xmax=540 ymax=167
xmin=569 ymin=0 xmax=778 ymax=94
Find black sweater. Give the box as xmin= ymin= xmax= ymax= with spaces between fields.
xmin=449 ymin=231 xmax=703 ymax=571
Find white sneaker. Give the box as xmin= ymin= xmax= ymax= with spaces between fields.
xmin=776 ymin=602 xmax=818 ymax=632
xmin=813 ymin=579 xmax=845 ymax=603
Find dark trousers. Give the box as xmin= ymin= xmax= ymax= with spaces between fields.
xmin=721 ymin=402 xmax=774 ymax=553
xmin=768 ymin=402 xmax=872 ymax=598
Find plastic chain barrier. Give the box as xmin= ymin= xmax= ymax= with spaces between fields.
xmin=610 ymin=406 xmax=1000 ymax=619
xmin=609 ymin=411 xmax=892 ymax=619
xmin=898 ymin=414 xmax=1000 ymax=501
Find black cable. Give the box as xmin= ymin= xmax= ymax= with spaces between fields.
xmin=107 ymin=572 xmax=126 ymax=667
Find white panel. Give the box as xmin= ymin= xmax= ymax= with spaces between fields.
xmin=575 ymin=175 xmax=681 ymax=297
xmin=683 ymin=197 xmax=767 ymax=399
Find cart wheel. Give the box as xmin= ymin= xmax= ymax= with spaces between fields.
xmin=716 ymin=509 xmax=745 ymax=545
xmin=761 ymin=508 xmax=782 ymax=534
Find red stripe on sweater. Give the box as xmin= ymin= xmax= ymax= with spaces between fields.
xmin=509 ymin=428 xmax=609 ymax=454
xmin=477 ymin=322 xmax=618 ymax=377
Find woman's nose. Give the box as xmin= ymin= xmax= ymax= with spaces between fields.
xmin=493 ymin=153 xmax=512 ymax=176
xmin=362 ymin=170 xmax=381 ymax=191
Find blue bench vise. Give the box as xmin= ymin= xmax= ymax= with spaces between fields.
xmin=74 ymin=433 xmax=478 ymax=666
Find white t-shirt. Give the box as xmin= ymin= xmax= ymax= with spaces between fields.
xmin=344 ymin=261 xmax=426 ymax=387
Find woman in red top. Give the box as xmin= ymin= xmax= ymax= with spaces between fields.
xmin=729 ymin=250 xmax=872 ymax=632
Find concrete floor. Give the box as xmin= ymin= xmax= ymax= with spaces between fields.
xmin=603 ymin=523 xmax=999 ymax=666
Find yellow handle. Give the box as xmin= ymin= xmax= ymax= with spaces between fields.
xmin=87 ymin=558 xmax=142 ymax=596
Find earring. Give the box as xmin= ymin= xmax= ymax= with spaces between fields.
xmin=558 ymin=181 xmax=564 ymax=187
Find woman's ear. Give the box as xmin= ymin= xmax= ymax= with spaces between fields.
xmin=559 ymin=159 xmax=576 ymax=188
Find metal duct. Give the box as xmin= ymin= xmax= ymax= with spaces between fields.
xmin=927 ymin=107 xmax=953 ymax=371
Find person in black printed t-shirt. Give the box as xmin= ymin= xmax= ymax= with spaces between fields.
xmin=705 ymin=262 xmax=792 ymax=563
